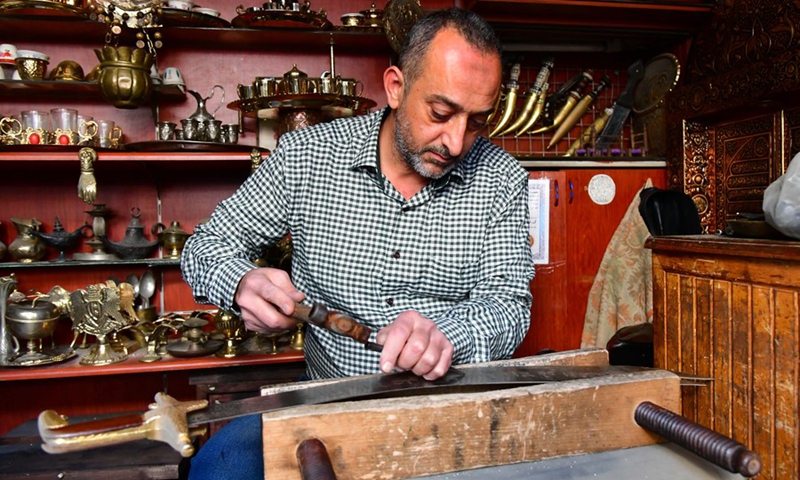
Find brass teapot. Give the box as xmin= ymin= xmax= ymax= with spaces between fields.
xmin=99 ymin=207 xmax=159 ymax=260
xmin=152 ymin=220 xmax=191 ymax=259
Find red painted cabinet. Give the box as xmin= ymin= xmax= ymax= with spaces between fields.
xmin=516 ymin=167 xmax=666 ymax=356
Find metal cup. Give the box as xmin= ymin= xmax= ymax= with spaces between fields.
xmin=181 ymin=118 xmax=198 ymax=140
xmin=206 ymin=119 xmax=222 ymax=142
xmin=340 ymin=78 xmax=364 ymax=97
xmin=254 ymin=77 xmax=282 ymax=97
xmin=237 ymin=83 xmax=256 ymax=100
xmin=0 ymin=116 xmax=23 ymax=144
xmin=221 ymin=124 xmax=239 ymax=144
xmin=318 ymin=74 xmax=342 ymax=94
xmin=157 ymin=121 xmax=177 ymax=141
xmin=78 ymin=118 xmax=98 ymax=146
xmin=283 ymin=76 xmax=316 ymax=95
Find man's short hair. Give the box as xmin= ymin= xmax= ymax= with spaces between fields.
xmin=398 ymin=8 xmax=502 ymax=88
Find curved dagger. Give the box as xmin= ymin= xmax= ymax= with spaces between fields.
xmin=529 ymin=91 xmax=580 ymax=135
xmin=495 ymin=57 xmax=554 ymax=137
xmin=547 ymin=75 xmax=611 ymax=149
xmin=564 ymin=108 xmax=611 ymax=156
xmin=514 ymin=85 xmax=548 ymax=137
xmin=488 ymin=62 xmax=521 ymax=137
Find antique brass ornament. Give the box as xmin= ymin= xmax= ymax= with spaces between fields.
xmin=564 ymin=108 xmax=611 ymax=156
xmin=30 ymin=217 xmax=93 ymax=262
xmin=77 ymin=147 xmax=98 ymax=204
xmin=70 ymin=281 xmax=138 ymax=365
xmin=4 ymin=298 xmax=64 ymax=366
xmin=214 ymin=310 xmax=246 ymax=358
xmin=152 ymin=220 xmax=191 ymax=259
xmin=382 ymin=0 xmax=422 ymax=53
xmin=495 ymin=57 xmax=553 ymax=138
xmin=95 ymin=46 xmax=154 ymax=109
xmin=99 ymin=207 xmax=159 ymax=260
xmin=8 ymin=217 xmax=46 ymax=263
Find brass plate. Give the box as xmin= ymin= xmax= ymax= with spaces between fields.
xmin=231 ymin=8 xmax=332 ymax=29
xmin=382 ymin=0 xmax=422 ymax=53
xmin=124 ymin=140 xmax=267 ymax=152
xmin=161 ymin=7 xmax=231 ymax=28
xmin=632 ymin=53 xmax=681 ymax=115
xmin=229 ymin=93 xmax=377 ymax=117
xmin=5 ymin=345 xmax=77 ymax=367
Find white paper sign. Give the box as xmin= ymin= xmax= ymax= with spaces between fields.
xmin=528 ymin=178 xmax=550 ymax=265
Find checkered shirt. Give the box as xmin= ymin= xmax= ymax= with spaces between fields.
xmin=181 ymin=108 xmax=535 ymax=379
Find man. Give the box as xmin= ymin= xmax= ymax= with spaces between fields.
xmin=181 ymin=8 xmax=534 ymax=479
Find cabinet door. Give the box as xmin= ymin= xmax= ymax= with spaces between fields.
xmin=515 ymin=170 xmax=567 ymax=357
xmin=564 ymin=168 xmax=666 ymax=348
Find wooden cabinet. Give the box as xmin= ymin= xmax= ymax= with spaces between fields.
xmin=648 ymin=235 xmax=800 ymax=480
xmin=516 ymin=165 xmax=666 ymax=356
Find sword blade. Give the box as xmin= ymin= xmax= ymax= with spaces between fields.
xmin=187 ymin=364 xmax=637 ymax=426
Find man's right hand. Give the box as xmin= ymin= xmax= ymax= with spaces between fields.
xmin=234 ymin=268 xmax=306 ymax=333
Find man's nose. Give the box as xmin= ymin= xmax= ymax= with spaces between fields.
xmin=441 ymin=116 xmax=467 ymax=158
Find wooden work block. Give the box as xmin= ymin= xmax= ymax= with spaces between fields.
xmin=261 ymin=353 xmax=680 ymax=480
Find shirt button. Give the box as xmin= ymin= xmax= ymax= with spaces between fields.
xmin=386 ymin=298 xmax=394 ymax=306
xmin=392 ymin=251 xmax=401 ymax=259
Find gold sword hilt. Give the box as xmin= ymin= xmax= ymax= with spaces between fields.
xmin=39 ymin=393 xmax=208 ymax=457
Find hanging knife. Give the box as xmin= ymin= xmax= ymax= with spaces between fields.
xmin=488 ymin=62 xmax=521 ymax=137
xmin=595 ymin=59 xmax=645 ymax=152
xmin=547 ymin=75 xmax=611 ymax=149
xmin=530 ymin=70 xmax=593 ymax=135
xmin=494 ymin=56 xmax=554 ymax=137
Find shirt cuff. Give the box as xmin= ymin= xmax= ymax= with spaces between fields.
xmin=435 ymin=315 xmax=476 ymax=365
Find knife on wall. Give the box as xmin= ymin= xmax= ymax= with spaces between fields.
xmin=594 ymin=60 xmax=645 ymax=152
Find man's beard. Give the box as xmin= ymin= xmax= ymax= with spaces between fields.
xmin=394 ymin=103 xmax=459 ymax=180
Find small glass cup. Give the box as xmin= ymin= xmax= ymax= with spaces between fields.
xmin=96 ymin=119 xmax=123 ymax=148
xmin=20 ymin=110 xmax=51 ymax=144
xmin=50 ymin=107 xmax=78 ymax=145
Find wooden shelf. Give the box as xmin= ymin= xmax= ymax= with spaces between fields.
xmin=518 ymin=156 xmax=666 ymax=169
xmin=0 ymin=79 xmax=185 ymax=100
xmin=0 ymin=150 xmax=259 ymax=162
xmin=467 ymin=0 xmax=714 ymax=54
xmin=0 ymin=257 xmax=179 ymax=269
xmin=0 ymin=16 xmax=390 ymax=53
xmin=0 ymin=348 xmax=304 ymax=381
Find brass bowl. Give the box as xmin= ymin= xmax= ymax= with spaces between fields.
xmin=50 ymin=60 xmax=84 ymax=81
xmin=5 ymin=300 xmax=60 ymax=341
xmin=15 ymin=57 xmax=49 ymax=80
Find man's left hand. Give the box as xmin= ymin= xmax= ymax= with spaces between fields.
xmin=375 ymin=311 xmax=453 ymax=381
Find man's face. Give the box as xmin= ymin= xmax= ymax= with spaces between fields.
xmin=393 ymin=29 xmax=502 ymax=180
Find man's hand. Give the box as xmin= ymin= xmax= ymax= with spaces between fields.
xmin=376 ymin=311 xmax=453 ymax=381
xmin=235 ymin=268 xmax=306 ymax=333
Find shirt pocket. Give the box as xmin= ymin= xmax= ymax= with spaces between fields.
xmin=414 ymin=255 xmax=479 ymax=301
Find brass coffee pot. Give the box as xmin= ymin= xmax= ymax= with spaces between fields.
xmin=152 ymin=220 xmax=191 ymax=259
xmin=99 ymin=207 xmax=159 ymax=260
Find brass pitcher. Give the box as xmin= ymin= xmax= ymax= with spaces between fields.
xmin=95 ymin=46 xmax=154 ymax=109
xmin=8 ymin=217 xmax=46 ymax=263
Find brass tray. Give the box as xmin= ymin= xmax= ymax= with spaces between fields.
xmin=229 ymin=93 xmax=377 ymax=117
xmin=231 ymin=7 xmax=332 ymax=29
xmin=633 ymin=53 xmax=681 ymax=115
xmin=5 ymin=345 xmax=77 ymax=367
xmin=124 ymin=140 xmax=267 ymax=153
xmin=160 ymin=7 xmax=231 ymax=28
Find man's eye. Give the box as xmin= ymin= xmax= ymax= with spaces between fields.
xmin=469 ymin=119 xmax=487 ymax=131
xmin=431 ymin=111 xmax=448 ymax=121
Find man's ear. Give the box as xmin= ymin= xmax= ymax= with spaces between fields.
xmin=383 ymin=66 xmax=404 ymax=109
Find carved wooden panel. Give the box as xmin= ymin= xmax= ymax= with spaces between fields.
xmin=650 ymin=236 xmax=800 ymax=480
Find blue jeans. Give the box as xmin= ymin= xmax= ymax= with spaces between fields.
xmin=188 ymin=414 xmax=263 ymax=480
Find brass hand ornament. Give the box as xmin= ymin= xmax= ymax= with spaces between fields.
xmin=77 ymin=147 xmax=98 ymax=204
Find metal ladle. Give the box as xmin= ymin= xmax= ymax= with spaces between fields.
xmin=125 ymin=273 xmax=140 ymax=300
xmin=139 ymin=270 xmax=156 ymax=310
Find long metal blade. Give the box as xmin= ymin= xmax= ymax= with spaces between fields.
xmin=187 ymin=364 xmax=641 ymax=427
